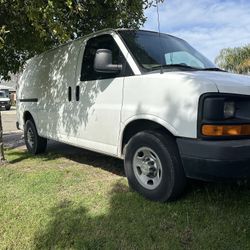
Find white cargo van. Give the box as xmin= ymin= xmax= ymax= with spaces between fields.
xmin=17 ymin=29 xmax=250 ymax=201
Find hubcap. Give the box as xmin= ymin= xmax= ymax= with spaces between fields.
xmin=27 ymin=127 xmax=35 ymax=148
xmin=133 ymin=147 xmax=162 ymax=190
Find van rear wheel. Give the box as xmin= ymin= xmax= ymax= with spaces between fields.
xmin=124 ymin=131 xmax=186 ymax=202
xmin=24 ymin=120 xmax=47 ymax=154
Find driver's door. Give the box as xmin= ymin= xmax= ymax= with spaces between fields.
xmin=72 ymin=34 xmax=133 ymax=155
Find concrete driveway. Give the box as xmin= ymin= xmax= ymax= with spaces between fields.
xmin=2 ymin=107 xmax=24 ymax=149
xmin=2 ymin=107 xmax=18 ymax=133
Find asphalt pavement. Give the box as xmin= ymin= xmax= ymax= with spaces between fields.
xmin=1 ymin=106 xmax=24 ymax=149
xmin=2 ymin=106 xmax=18 ymax=133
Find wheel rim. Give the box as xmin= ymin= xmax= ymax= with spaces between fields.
xmin=27 ymin=127 xmax=35 ymax=148
xmin=133 ymin=147 xmax=163 ymax=190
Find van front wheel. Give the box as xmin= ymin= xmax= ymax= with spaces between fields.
xmin=24 ymin=120 xmax=47 ymax=154
xmin=124 ymin=131 xmax=186 ymax=202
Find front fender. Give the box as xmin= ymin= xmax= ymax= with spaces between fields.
xmin=118 ymin=114 xmax=178 ymax=157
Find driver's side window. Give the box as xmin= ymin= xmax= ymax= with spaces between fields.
xmin=81 ymin=35 xmax=129 ymax=81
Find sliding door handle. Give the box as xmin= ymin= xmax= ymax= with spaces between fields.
xmin=68 ymin=87 xmax=72 ymax=102
xmin=76 ymin=86 xmax=80 ymax=101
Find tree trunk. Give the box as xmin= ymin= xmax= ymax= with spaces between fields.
xmin=0 ymin=111 xmax=6 ymax=163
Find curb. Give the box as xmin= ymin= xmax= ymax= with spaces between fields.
xmin=3 ymin=131 xmax=23 ymax=135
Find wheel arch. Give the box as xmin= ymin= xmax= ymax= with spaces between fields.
xmin=119 ymin=117 xmax=178 ymax=157
xmin=23 ymin=111 xmax=38 ymax=130
xmin=23 ymin=111 xmax=34 ymax=123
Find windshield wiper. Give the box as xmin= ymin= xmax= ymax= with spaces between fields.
xmin=150 ymin=64 xmax=226 ymax=72
xmin=150 ymin=64 xmax=201 ymax=71
xmin=201 ymin=67 xmax=225 ymax=72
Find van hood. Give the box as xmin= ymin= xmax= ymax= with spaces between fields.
xmin=182 ymin=71 xmax=250 ymax=95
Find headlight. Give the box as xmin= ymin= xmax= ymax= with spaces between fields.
xmin=223 ymin=101 xmax=235 ymax=119
xmin=198 ymin=94 xmax=250 ymax=138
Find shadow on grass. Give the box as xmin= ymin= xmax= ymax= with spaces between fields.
xmin=33 ymin=181 xmax=250 ymax=250
xmin=47 ymin=141 xmax=125 ymax=176
xmin=32 ymin=182 xmax=189 ymax=249
xmin=7 ymin=140 xmax=124 ymax=176
xmin=7 ymin=150 xmax=32 ymax=164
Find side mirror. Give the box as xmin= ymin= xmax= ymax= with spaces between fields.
xmin=94 ymin=49 xmax=122 ymax=74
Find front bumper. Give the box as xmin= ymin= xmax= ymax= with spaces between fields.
xmin=0 ymin=101 xmax=9 ymax=105
xmin=177 ymin=138 xmax=250 ymax=181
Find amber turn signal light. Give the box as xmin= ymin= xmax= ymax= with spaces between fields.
xmin=202 ymin=124 xmax=250 ymax=136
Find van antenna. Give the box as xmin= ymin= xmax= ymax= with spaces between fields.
xmin=156 ymin=0 xmax=163 ymax=74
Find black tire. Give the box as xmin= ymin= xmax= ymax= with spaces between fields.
xmin=24 ymin=120 xmax=47 ymax=154
xmin=124 ymin=131 xmax=186 ymax=202
xmin=5 ymin=105 xmax=11 ymax=110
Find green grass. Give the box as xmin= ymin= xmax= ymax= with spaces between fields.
xmin=0 ymin=148 xmax=249 ymax=250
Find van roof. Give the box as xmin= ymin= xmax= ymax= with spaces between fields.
xmin=75 ymin=28 xmax=174 ymax=41
xmin=30 ymin=29 xmax=176 ymax=59
xmin=32 ymin=28 xmax=117 ymax=57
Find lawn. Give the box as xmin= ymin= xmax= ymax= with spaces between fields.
xmin=0 ymin=147 xmax=249 ymax=250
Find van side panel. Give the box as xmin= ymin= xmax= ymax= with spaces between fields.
xmin=18 ymin=39 xmax=84 ymax=138
xmin=17 ymin=54 xmax=47 ymax=130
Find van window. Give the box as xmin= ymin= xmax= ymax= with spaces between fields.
xmin=81 ymin=35 xmax=132 ymax=81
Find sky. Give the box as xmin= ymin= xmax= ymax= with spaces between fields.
xmin=143 ymin=0 xmax=250 ymax=63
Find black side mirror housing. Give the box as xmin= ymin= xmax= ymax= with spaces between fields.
xmin=94 ymin=49 xmax=122 ymax=74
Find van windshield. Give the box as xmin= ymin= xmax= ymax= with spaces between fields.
xmin=118 ymin=30 xmax=217 ymax=72
xmin=0 ymin=92 xmax=6 ymax=98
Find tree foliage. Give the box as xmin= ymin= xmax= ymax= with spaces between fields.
xmin=215 ymin=44 xmax=250 ymax=75
xmin=0 ymin=0 xmax=161 ymax=80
